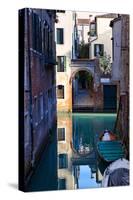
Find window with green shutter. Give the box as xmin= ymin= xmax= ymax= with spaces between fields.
xmin=90 ymin=23 xmax=96 ymax=36
xmin=57 ymin=56 xmax=66 ymax=72
xmin=58 ymin=154 xmax=68 ymax=169
xmin=57 ymin=85 xmax=64 ymax=99
xmin=57 ymin=28 xmax=64 ymax=44
xmin=58 ymin=128 xmax=65 ymax=141
xmin=94 ymin=44 xmax=104 ymax=57
xmin=58 ymin=178 xmax=66 ymax=190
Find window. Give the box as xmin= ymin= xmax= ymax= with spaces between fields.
xmin=32 ymin=13 xmax=42 ymax=53
xmin=57 ymin=28 xmax=64 ymax=44
xmin=58 ymin=178 xmax=66 ymax=190
xmin=33 ymin=97 xmax=38 ymax=125
xmin=57 ymin=85 xmax=64 ymax=99
xmin=57 ymin=56 xmax=66 ymax=72
xmin=94 ymin=44 xmax=104 ymax=57
xmin=49 ymin=30 xmax=53 ymax=56
xmin=58 ymin=128 xmax=65 ymax=141
xmin=24 ymin=113 xmax=30 ymax=144
xmin=43 ymin=92 xmax=48 ymax=120
xmin=58 ymin=154 xmax=68 ymax=169
xmin=90 ymin=23 xmax=96 ymax=36
xmin=43 ymin=24 xmax=48 ymax=55
xmin=40 ymin=94 xmax=43 ymax=120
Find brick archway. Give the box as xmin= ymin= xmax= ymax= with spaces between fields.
xmin=71 ymin=68 xmax=94 ymax=110
xmin=69 ymin=67 xmax=94 ymax=84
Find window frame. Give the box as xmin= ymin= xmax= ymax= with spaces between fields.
xmin=58 ymin=178 xmax=66 ymax=190
xmin=40 ymin=93 xmax=44 ymax=120
xmin=58 ymin=127 xmax=66 ymax=142
xmin=94 ymin=44 xmax=104 ymax=57
xmin=57 ymin=56 xmax=66 ymax=72
xmin=58 ymin=153 xmax=68 ymax=169
xmin=56 ymin=28 xmax=64 ymax=44
xmin=90 ymin=22 xmax=97 ymax=37
xmin=57 ymin=85 xmax=65 ymax=99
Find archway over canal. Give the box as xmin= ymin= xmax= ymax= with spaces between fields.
xmin=72 ymin=69 xmax=94 ymax=110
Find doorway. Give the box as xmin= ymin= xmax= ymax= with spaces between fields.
xmin=103 ymin=85 xmax=117 ymax=111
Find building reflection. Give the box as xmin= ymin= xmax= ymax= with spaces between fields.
xmin=57 ymin=112 xmax=77 ymax=189
xmin=57 ymin=113 xmax=104 ymax=190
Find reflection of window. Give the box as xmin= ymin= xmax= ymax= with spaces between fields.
xmin=90 ymin=23 xmax=96 ymax=36
xmin=94 ymin=44 xmax=104 ymax=56
xmin=58 ymin=178 xmax=66 ymax=190
xmin=58 ymin=128 xmax=65 ymax=141
xmin=58 ymin=154 xmax=68 ymax=169
xmin=57 ymin=56 xmax=66 ymax=72
xmin=57 ymin=28 xmax=64 ymax=44
xmin=57 ymin=85 xmax=64 ymax=99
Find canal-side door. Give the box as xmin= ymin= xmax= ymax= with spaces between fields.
xmin=103 ymin=85 xmax=117 ymax=110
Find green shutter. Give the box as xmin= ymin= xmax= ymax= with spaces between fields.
xmin=57 ymin=28 xmax=64 ymax=44
xmin=57 ymin=29 xmax=60 ymax=44
xmin=64 ymin=56 xmax=66 ymax=71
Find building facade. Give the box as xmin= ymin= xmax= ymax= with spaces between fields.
xmin=57 ymin=113 xmax=77 ymax=189
xmin=19 ymin=8 xmax=57 ymax=188
xmin=89 ymin=14 xmax=118 ymax=61
xmin=55 ymin=11 xmax=78 ymax=112
xmin=110 ymin=15 xmax=129 ymax=157
xmin=56 ymin=11 xmax=119 ymax=113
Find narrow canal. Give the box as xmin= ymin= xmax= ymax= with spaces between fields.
xmin=27 ymin=113 xmax=116 ymax=192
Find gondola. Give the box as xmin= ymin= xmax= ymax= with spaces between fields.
xmin=97 ymin=130 xmax=125 ymax=163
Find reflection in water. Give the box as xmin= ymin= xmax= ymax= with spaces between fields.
xmin=27 ymin=113 xmax=116 ymax=191
xmin=78 ymin=165 xmax=100 ymax=188
xmin=57 ymin=113 xmax=116 ymax=190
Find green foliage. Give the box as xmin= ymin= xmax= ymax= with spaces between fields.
xmin=78 ymin=42 xmax=89 ymax=58
xmin=99 ymin=52 xmax=111 ymax=74
xmin=77 ymin=71 xmax=93 ymax=90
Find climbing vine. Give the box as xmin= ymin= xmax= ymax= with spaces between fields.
xmin=99 ymin=52 xmax=111 ymax=75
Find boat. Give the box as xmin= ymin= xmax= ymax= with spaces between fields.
xmin=99 ymin=130 xmax=117 ymax=141
xmin=97 ymin=130 xmax=125 ymax=163
xmin=102 ymin=158 xmax=129 ymax=187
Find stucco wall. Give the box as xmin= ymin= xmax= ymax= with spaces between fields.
xmin=111 ymin=19 xmax=122 ymax=81
xmin=56 ymin=11 xmax=73 ymax=112
xmin=57 ymin=113 xmax=76 ymax=189
xmin=90 ymin=18 xmax=113 ymax=62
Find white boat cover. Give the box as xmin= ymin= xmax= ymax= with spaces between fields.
xmin=102 ymin=158 xmax=129 ymax=187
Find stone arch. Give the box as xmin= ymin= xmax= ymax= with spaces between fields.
xmin=69 ymin=67 xmax=94 ymax=84
xmin=71 ymin=67 xmax=95 ymax=109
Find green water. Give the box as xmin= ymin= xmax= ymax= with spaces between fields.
xmin=73 ymin=113 xmax=116 ymax=151
xmin=27 ymin=113 xmax=116 ymax=191
xmin=72 ymin=113 xmax=116 ymax=188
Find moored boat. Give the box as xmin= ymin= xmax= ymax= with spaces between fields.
xmin=99 ymin=130 xmax=117 ymax=141
xmin=102 ymin=158 xmax=129 ymax=187
xmin=97 ymin=130 xmax=125 ymax=163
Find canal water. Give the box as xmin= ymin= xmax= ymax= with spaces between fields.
xmin=27 ymin=113 xmax=116 ymax=192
